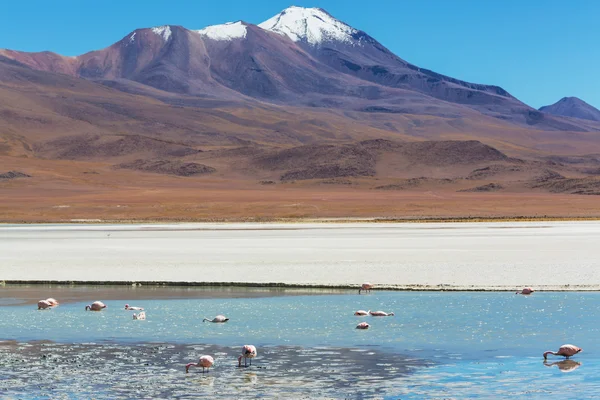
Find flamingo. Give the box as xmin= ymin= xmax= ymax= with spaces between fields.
xmin=124 ymin=304 xmax=144 ymax=311
xmin=369 ymin=310 xmax=394 ymax=317
xmin=132 ymin=311 xmax=146 ymax=320
xmin=354 ymin=310 xmax=369 ymax=316
xmin=203 ymin=315 xmax=229 ymax=323
xmin=516 ymin=287 xmax=534 ymax=295
xmin=46 ymin=298 xmax=59 ymax=306
xmin=358 ymin=283 xmax=373 ymax=294
xmin=356 ymin=322 xmax=370 ymax=329
xmin=543 ymin=344 xmax=582 ymax=359
xmin=186 ymin=355 xmax=215 ymax=373
xmin=133 ymin=311 xmax=146 ymax=321
xmin=37 ymin=300 xmax=52 ymax=310
xmin=238 ymin=345 xmax=257 ymax=367
xmin=85 ymin=301 xmax=107 ymax=311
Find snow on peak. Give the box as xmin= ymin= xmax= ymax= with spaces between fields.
xmin=258 ymin=6 xmax=359 ymax=45
xmin=196 ymin=21 xmax=247 ymax=41
xmin=151 ymin=26 xmax=172 ymax=42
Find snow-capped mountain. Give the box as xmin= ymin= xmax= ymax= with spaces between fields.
xmin=0 ymin=6 xmax=593 ymax=131
xmin=197 ymin=21 xmax=248 ymax=41
xmin=258 ymin=6 xmax=362 ymax=46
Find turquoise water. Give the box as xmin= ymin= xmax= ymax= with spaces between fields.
xmin=1 ymin=291 xmax=599 ymax=398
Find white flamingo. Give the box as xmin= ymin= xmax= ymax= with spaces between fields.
xmin=132 ymin=311 xmax=146 ymax=320
xmin=125 ymin=304 xmax=144 ymax=311
xmin=369 ymin=310 xmax=394 ymax=317
xmin=203 ymin=315 xmax=229 ymax=323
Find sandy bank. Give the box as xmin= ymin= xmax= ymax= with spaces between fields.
xmin=1 ymin=222 xmax=599 ymax=291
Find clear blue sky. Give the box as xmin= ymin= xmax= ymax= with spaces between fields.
xmin=0 ymin=0 xmax=597 ymax=109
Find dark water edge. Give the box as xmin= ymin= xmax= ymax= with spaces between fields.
xmin=0 ymin=341 xmax=431 ymax=399
xmin=0 ymin=284 xmax=348 ymax=306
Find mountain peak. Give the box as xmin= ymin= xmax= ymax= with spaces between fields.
xmin=197 ymin=21 xmax=248 ymax=41
xmin=151 ymin=25 xmax=172 ymax=42
xmin=539 ymin=96 xmax=600 ymax=122
xmin=258 ymin=6 xmax=360 ymax=46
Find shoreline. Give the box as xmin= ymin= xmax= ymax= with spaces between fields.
xmin=3 ymin=281 xmax=600 ymax=292
xmin=2 ymin=216 xmax=600 ymax=224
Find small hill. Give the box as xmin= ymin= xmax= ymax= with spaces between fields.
xmin=539 ymin=97 xmax=600 ymax=122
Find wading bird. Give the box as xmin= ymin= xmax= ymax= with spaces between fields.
xmin=132 ymin=311 xmax=146 ymax=320
xmin=356 ymin=322 xmax=370 ymax=329
xmin=369 ymin=310 xmax=394 ymax=317
xmin=46 ymin=298 xmax=59 ymax=306
xmin=358 ymin=283 xmax=373 ymax=294
xmin=516 ymin=287 xmax=534 ymax=295
xmin=37 ymin=300 xmax=52 ymax=310
xmin=186 ymin=355 xmax=214 ymax=373
xmin=124 ymin=304 xmax=144 ymax=311
xmin=238 ymin=345 xmax=257 ymax=367
xmin=354 ymin=310 xmax=369 ymax=316
xmin=543 ymin=344 xmax=582 ymax=359
xmin=85 ymin=301 xmax=107 ymax=311
xmin=203 ymin=315 xmax=229 ymax=323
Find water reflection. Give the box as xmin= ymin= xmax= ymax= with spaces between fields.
xmin=243 ymin=372 xmax=258 ymax=384
xmin=544 ymin=360 xmax=582 ymax=373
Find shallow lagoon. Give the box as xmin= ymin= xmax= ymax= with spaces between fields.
xmin=1 ymin=290 xmax=599 ymax=398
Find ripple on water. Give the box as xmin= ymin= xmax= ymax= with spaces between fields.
xmin=0 ymin=341 xmax=431 ymax=399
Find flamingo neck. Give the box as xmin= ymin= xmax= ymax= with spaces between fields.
xmin=543 ymin=351 xmax=557 ymax=359
xmin=202 ymin=318 xmax=209 ymax=322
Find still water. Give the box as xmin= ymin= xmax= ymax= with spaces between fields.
xmin=1 ymin=290 xmax=598 ymax=398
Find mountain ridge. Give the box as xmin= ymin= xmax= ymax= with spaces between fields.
xmin=2 ymin=6 xmax=594 ymax=133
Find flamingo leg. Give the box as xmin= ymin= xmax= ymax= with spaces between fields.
xmin=250 ymin=358 xmax=252 ymax=366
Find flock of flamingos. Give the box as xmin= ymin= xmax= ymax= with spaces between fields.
xmin=35 ymin=282 xmax=582 ymax=373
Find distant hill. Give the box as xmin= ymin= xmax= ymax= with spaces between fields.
xmin=539 ymin=97 xmax=600 ymax=122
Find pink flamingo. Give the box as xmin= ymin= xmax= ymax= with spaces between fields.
xmin=358 ymin=283 xmax=373 ymax=294
xmin=124 ymin=304 xmax=144 ymax=311
xmin=354 ymin=310 xmax=369 ymax=316
xmin=516 ymin=287 xmax=534 ymax=295
xmin=543 ymin=344 xmax=582 ymax=359
xmin=85 ymin=301 xmax=107 ymax=311
xmin=46 ymin=298 xmax=59 ymax=306
xmin=238 ymin=345 xmax=257 ymax=367
xmin=369 ymin=310 xmax=394 ymax=317
xmin=132 ymin=311 xmax=146 ymax=320
xmin=203 ymin=315 xmax=229 ymax=323
xmin=356 ymin=322 xmax=370 ymax=329
xmin=37 ymin=300 xmax=52 ymax=310
xmin=186 ymin=355 xmax=214 ymax=373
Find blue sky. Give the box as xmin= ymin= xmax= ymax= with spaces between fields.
xmin=0 ymin=0 xmax=597 ymax=109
